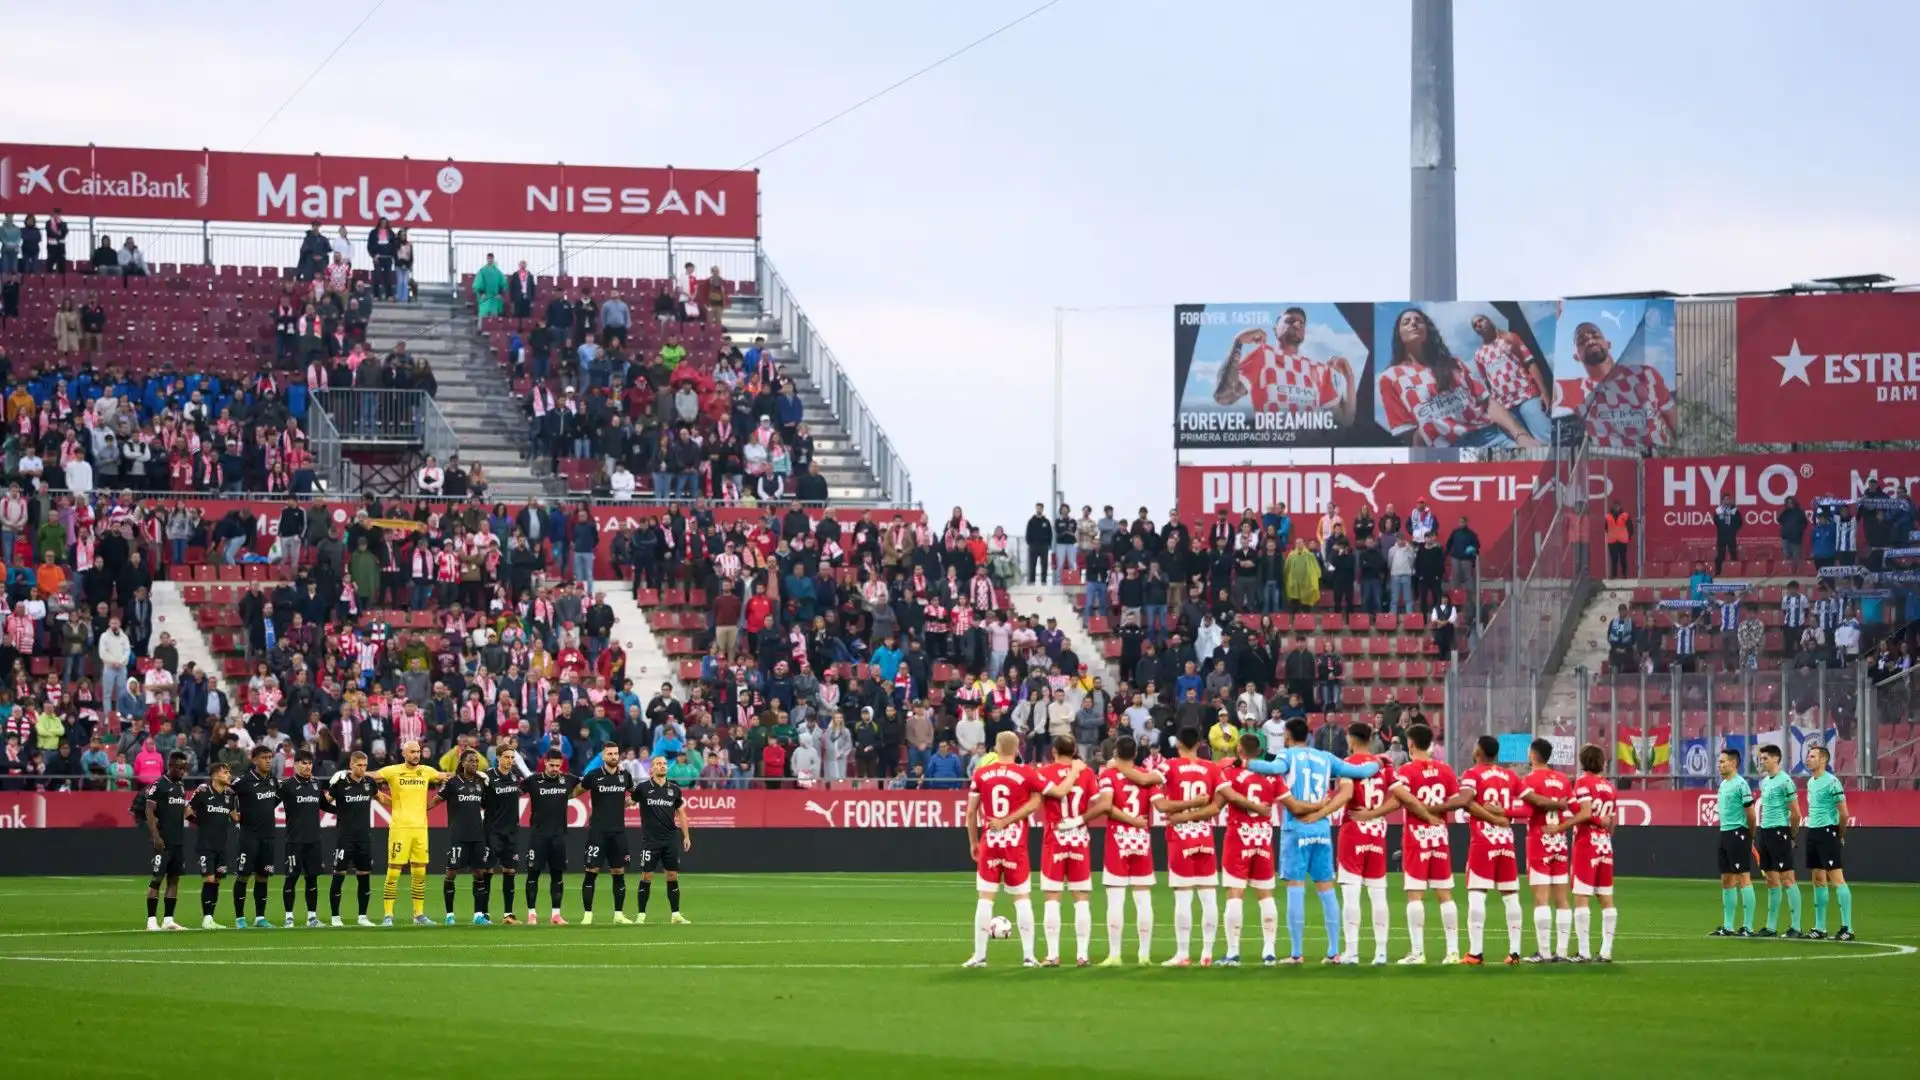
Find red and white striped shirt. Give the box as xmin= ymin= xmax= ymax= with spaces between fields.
xmin=1572 ymin=366 xmax=1675 ymax=451
xmin=1235 ymin=345 xmax=1341 ymax=412
xmin=1378 ymin=360 xmax=1495 ymax=447
xmin=1471 ymin=334 xmax=1539 ymax=409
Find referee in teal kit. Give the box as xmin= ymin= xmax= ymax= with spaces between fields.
xmin=1710 ymin=749 xmax=1756 ymax=937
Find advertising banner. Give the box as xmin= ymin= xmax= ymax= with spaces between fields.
xmin=1735 ymin=292 xmax=1920 ymax=443
xmin=1641 ymin=451 xmax=1920 ymax=549
xmin=1175 ymin=299 xmax=1675 ymax=453
xmin=0 ymin=142 xmax=758 ymax=239
xmin=7 ymin=788 xmax=1915 ymax=828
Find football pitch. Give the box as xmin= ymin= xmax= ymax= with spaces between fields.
xmin=1 ymin=874 xmax=1915 ymax=1077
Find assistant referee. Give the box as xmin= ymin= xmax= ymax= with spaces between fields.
xmin=633 ymin=755 xmax=692 ymax=925
xmin=1711 ymin=749 xmax=1756 ymax=937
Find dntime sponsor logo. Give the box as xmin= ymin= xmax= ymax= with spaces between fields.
xmin=1657 ymin=461 xmax=1920 ymax=531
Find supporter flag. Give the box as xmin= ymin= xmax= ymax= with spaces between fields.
xmin=1678 ymin=738 xmax=1714 ymax=786
xmin=1617 ymin=723 xmax=1672 ymax=775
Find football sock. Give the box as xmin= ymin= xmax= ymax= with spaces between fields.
xmin=1812 ymin=886 xmax=1828 ymax=932
xmin=581 ymin=873 xmax=597 ymax=913
xmin=550 ymin=875 xmax=564 ymax=912
xmin=1285 ymin=885 xmax=1306 ymax=958
xmin=1534 ymin=905 xmax=1553 ymax=954
xmin=1197 ymin=888 xmax=1219 ymax=958
xmin=1555 ymin=906 xmax=1573 ymax=956
xmin=410 ymin=866 xmax=426 ymax=917
xmin=667 ymin=880 xmax=681 ymax=914
xmin=1132 ymin=890 xmax=1154 ymax=962
xmin=1222 ymin=897 xmax=1244 ymax=957
xmin=1043 ymin=899 xmax=1062 ymax=960
xmin=1013 ymin=898 xmax=1036 ymax=963
xmin=1072 ymin=899 xmax=1090 ymax=961
xmin=1317 ymin=888 xmax=1342 ymax=958
xmin=1786 ymin=884 xmax=1802 ymax=930
xmin=1438 ymin=900 xmax=1460 ymax=957
xmin=253 ymin=878 xmax=268 ymax=918
xmin=1739 ymin=884 xmax=1756 ymax=931
xmin=1574 ymin=905 xmax=1592 ymax=957
xmin=1721 ymin=888 xmax=1737 ymax=931
xmin=1466 ymin=891 xmax=1487 ymax=955
xmin=1836 ymin=884 xmax=1853 ymax=927
xmin=234 ymin=877 xmax=248 ymax=919
xmin=1601 ymin=907 xmax=1618 ymax=956
xmin=1172 ymin=889 xmax=1194 ymax=958
xmin=1104 ymin=888 xmax=1125 ymax=958
xmin=526 ymin=874 xmax=540 ymax=913
xmin=330 ymin=875 xmax=345 ymax=918
xmin=1258 ymin=896 xmax=1279 ymax=959
xmin=1367 ymin=884 xmax=1390 ymax=962
xmin=382 ymin=868 xmax=399 ymax=917
xmin=163 ymin=896 xmax=176 ymax=919
xmin=357 ymin=875 xmax=371 ymax=916
xmin=304 ymin=876 xmax=318 ymax=915
xmin=638 ymin=879 xmax=653 ymax=914
xmin=473 ymin=875 xmax=487 ymax=915
xmin=283 ymin=876 xmax=297 ymax=916
xmin=1340 ymin=884 xmax=1362 ymax=960
xmin=444 ymin=878 xmax=457 ymax=915
xmin=1502 ymin=893 xmax=1524 ymax=956
xmin=1765 ymin=886 xmax=1782 ymax=931
xmin=146 ymin=895 xmax=158 ymax=919
xmin=611 ymin=875 xmax=627 ymax=913
xmin=1405 ymin=900 xmax=1426 ymax=956
xmin=972 ymin=899 xmax=994 ymax=961
xmin=201 ymin=881 xmax=217 ymax=917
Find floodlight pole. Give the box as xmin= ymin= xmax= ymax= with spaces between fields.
xmin=1411 ymin=0 xmax=1457 ymax=302
xmin=1052 ymin=306 xmax=1065 ymax=512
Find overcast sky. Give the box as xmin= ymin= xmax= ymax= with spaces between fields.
xmin=12 ymin=0 xmax=1920 ymax=531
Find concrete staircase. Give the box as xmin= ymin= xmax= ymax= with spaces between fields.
xmin=603 ymin=586 xmax=683 ymax=693
xmin=1539 ymin=580 xmax=1640 ymax=729
xmin=150 ymin=581 xmax=223 ymax=680
xmin=1007 ymin=582 xmax=1120 ymax=685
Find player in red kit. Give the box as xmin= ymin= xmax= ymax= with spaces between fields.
xmin=1459 ymin=735 xmax=1523 ymax=965
xmin=1093 ymin=736 xmax=1161 ymax=966
xmin=1035 ymin=736 xmax=1101 ymax=966
xmin=964 ymin=731 xmax=1048 ymax=967
xmin=1516 ymin=738 xmax=1574 ymax=962
xmin=1395 ymin=723 xmax=1466 ymax=964
xmin=1337 ymin=721 xmax=1410 ymax=965
xmin=1548 ymin=745 xmax=1619 ymax=962
xmin=1152 ymin=727 xmax=1225 ymax=966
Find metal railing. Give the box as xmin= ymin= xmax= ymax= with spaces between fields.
xmin=758 ymin=256 xmax=913 ymax=507
xmin=306 ymin=401 xmax=346 ymax=492
xmin=310 ymin=388 xmax=435 ymax=444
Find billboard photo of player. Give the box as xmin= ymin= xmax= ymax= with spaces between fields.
xmin=1468 ymin=311 xmax=1556 ymax=444
xmin=1374 ymin=305 xmax=1547 ymax=451
xmin=1550 ymin=299 xmax=1677 ymax=451
xmin=1174 ymin=302 xmax=1381 ymax=449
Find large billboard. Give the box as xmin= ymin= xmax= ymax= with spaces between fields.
xmin=0 ymin=142 xmax=759 ymax=238
xmin=1176 ymin=299 xmax=1675 ymax=453
xmin=1735 ymin=292 xmax=1920 ymax=443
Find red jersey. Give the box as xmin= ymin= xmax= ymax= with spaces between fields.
xmin=1220 ymin=765 xmax=1283 ymax=846
xmin=1238 ymin=345 xmax=1340 ymax=413
xmin=1570 ymin=773 xmax=1616 ymax=857
xmin=1036 ymin=762 xmax=1098 ymax=841
xmin=1472 ymin=334 xmax=1539 ymax=409
xmin=1517 ymin=767 xmax=1573 ymax=869
xmin=1460 ymin=763 xmax=1520 ymax=849
xmin=1558 ymin=365 xmax=1674 ymax=451
xmin=969 ymin=762 xmax=1045 ymax=850
xmin=1096 ymin=765 xmax=1156 ymax=862
xmin=1395 ymin=758 xmax=1459 ymax=852
xmin=1163 ymin=756 xmax=1224 ymax=846
xmin=1339 ymin=752 xmax=1403 ymax=841
xmin=1378 ymin=360 xmax=1495 ymax=447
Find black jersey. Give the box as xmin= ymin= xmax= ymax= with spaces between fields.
xmin=632 ymin=779 xmax=684 ymax=843
xmin=277 ymin=776 xmax=326 ymax=844
xmin=190 ymin=785 xmax=237 ymax=852
xmin=147 ymin=776 xmax=189 ymax=845
xmin=581 ymin=767 xmax=632 ymax=832
xmin=483 ymin=768 xmax=522 ymax=833
xmin=440 ymin=773 xmax=489 ymax=843
xmin=233 ymin=768 xmax=282 ymax=833
xmin=520 ymin=771 xmax=577 ymax=837
xmin=326 ymin=774 xmax=378 ymax=837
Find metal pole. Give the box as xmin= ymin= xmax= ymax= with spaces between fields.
xmin=1410 ymin=0 xmax=1457 ymax=301
xmin=201 ymin=220 xmax=212 ymax=266
xmin=558 ymin=233 xmax=568 ymax=278
xmin=1052 ymin=306 xmax=1066 ymax=509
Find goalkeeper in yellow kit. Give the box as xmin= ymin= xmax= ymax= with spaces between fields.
xmin=375 ymin=740 xmax=446 ymax=926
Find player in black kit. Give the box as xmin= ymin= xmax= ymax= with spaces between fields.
xmin=430 ymin=749 xmax=492 ymax=926
xmin=577 ymin=743 xmax=633 ymax=925
xmin=279 ymin=750 xmax=327 ymax=928
xmin=231 ymin=746 xmax=281 ymax=928
xmin=520 ymin=750 xmax=576 ymax=925
xmin=633 ymin=754 xmax=693 ymax=925
xmin=324 ymin=751 xmax=379 ymax=926
xmin=482 ymin=745 xmax=524 ymax=924
xmin=142 ymin=751 xmax=192 ymax=931
xmin=190 ymin=763 xmax=238 ymax=928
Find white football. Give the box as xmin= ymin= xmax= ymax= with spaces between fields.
xmin=987 ymin=915 xmax=1013 ymax=939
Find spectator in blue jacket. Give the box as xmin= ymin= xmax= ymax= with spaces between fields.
xmin=871 ymin=637 xmax=904 ymax=683
xmin=569 ymin=509 xmax=599 ymax=584
xmin=926 ymin=741 xmax=965 ymax=788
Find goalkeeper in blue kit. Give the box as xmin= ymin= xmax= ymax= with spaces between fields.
xmin=1246 ymin=719 xmax=1379 ymax=963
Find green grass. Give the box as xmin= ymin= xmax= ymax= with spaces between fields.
xmin=1 ymin=875 xmax=1916 ymax=1076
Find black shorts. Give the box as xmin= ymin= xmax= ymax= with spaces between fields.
xmin=584 ymin=830 xmax=629 ymax=871
xmin=446 ymin=840 xmax=491 ymax=872
xmin=527 ymin=834 xmax=567 ymax=875
xmin=485 ymin=831 xmax=520 ymax=871
xmin=284 ymin=841 xmax=324 ymax=877
xmin=1804 ymin=826 xmax=1844 ymax=872
xmin=1717 ymin=828 xmax=1753 ymax=875
xmin=1758 ymin=827 xmax=1795 ymax=873
xmin=195 ymin=849 xmax=229 ymax=878
xmin=150 ymin=844 xmax=187 ymax=878
xmin=234 ymin=833 xmax=276 ymax=876
xmin=332 ymin=836 xmax=373 ymax=874
xmin=637 ymin=839 xmax=681 ymax=874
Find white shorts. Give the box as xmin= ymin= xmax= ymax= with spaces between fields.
xmin=1169 ymin=871 xmax=1218 ymax=889
xmin=1528 ymin=870 xmax=1569 ymax=887
xmin=1403 ymin=873 xmax=1455 ymax=893
xmin=1220 ymin=872 xmax=1276 ymax=891
xmin=976 ymin=876 xmax=1032 ymax=897
xmin=1039 ymin=875 xmax=1093 ymax=894
xmin=1337 ymin=868 xmax=1386 ymax=888
xmin=1467 ymin=872 xmax=1521 ymax=893
xmin=1571 ymin=880 xmax=1614 ymax=897
xmin=1101 ymin=870 xmax=1154 ymax=889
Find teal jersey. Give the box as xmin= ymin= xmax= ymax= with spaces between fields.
xmin=1758 ymin=771 xmax=1797 ymax=829
xmin=1717 ymin=775 xmax=1753 ymax=831
xmin=1806 ymin=772 xmax=1845 ymax=829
